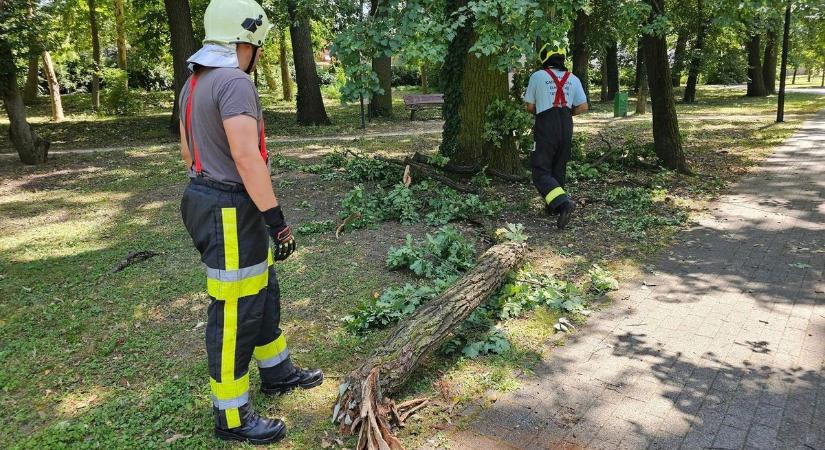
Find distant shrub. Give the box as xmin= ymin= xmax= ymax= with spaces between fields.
xmin=102 ymin=68 xmax=137 ymax=115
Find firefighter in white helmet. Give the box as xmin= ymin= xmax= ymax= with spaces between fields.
xmin=178 ymin=0 xmax=322 ymax=443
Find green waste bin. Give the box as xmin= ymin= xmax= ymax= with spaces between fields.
xmin=613 ymin=92 xmax=628 ymax=118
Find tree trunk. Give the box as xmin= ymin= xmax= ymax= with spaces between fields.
xmin=600 ymin=58 xmax=608 ymax=102
xmin=333 ymin=242 xmax=528 ymax=448
xmin=260 ymin=52 xmax=279 ymax=92
xmin=23 ymin=55 xmax=39 ymax=103
xmin=114 ymin=0 xmax=128 ymax=75
xmin=671 ymin=30 xmax=689 ymax=87
xmin=634 ymin=39 xmax=644 ymax=93
xmin=776 ymin=2 xmax=790 ymax=123
xmin=87 ymin=0 xmax=101 ymax=110
xmin=571 ymin=10 xmax=590 ymax=104
xmin=643 ymin=0 xmax=689 ymax=174
xmin=420 ymin=64 xmax=429 ymax=94
xmin=1 ymin=42 xmax=50 ymax=164
xmin=683 ymin=0 xmax=706 ymax=104
xmin=746 ymin=33 xmax=767 ymax=97
xmin=278 ymin=30 xmax=294 ymax=101
xmin=636 ymin=54 xmax=647 ymax=115
xmin=287 ymin=0 xmax=330 ymax=125
xmin=762 ymin=30 xmax=777 ymax=95
xmin=606 ymin=42 xmax=619 ymax=101
xmin=368 ymin=0 xmax=392 ymax=118
xmin=791 ymin=66 xmax=796 ymax=84
xmin=42 ymin=51 xmax=64 ymax=122
xmin=370 ymin=55 xmax=393 ymax=118
xmin=821 ymin=63 xmax=824 ymax=87
xmin=163 ymin=0 xmax=197 ymax=135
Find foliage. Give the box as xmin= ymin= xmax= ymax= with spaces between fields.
xmin=344 ymin=226 xmax=476 ymax=334
xmin=482 ymin=98 xmax=534 ymax=153
xmin=601 ymin=186 xmax=687 ymax=240
xmin=589 ymin=264 xmax=619 ymax=293
xmin=387 ymin=226 xmax=476 ymax=280
xmin=424 ymin=184 xmax=502 ymax=225
xmin=339 ymin=184 xmax=386 ymax=229
xmin=383 ymin=183 xmax=423 ymax=224
xmin=102 ymin=68 xmax=136 ymax=115
xmin=567 ymin=161 xmax=605 ymax=182
xmin=296 ymin=220 xmax=336 ymax=235
xmin=494 ymin=223 xmax=528 ymax=243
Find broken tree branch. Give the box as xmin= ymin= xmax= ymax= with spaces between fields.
xmin=333 ymin=242 xmax=528 ymax=449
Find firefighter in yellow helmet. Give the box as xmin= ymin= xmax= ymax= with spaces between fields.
xmin=178 ymin=0 xmax=322 ymax=444
xmin=524 ymin=45 xmax=589 ymax=229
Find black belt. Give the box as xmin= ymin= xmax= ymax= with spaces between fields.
xmin=190 ymin=176 xmax=247 ymax=193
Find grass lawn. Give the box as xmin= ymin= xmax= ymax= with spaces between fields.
xmin=1 ymin=85 xmax=823 ymax=449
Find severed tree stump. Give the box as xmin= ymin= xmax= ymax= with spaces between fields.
xmin=333 ymin=242 xmax=528 ymax=449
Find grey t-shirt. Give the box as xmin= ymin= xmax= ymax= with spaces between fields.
xmin=179 ymin=67 xmax=269 ymax=185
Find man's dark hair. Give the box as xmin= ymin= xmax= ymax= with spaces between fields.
xmin=541 ymin=49 xmax=568 ymax=71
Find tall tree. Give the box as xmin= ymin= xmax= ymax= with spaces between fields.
xmin=763 ymin=29 xmax=778 ymax=94
xmin=570 ymin=10 xmax=591 ymax=104
xmin=605 ymin=41 xmax=619 ymax=101
xmin=42 ymin=51 xmax=64 ymax=122
xmin=114 ymin=0 xmax=128 ymax=73
xmin=683 ymin=0 xmax=707 ymax=103
xmin=0 ymin=20 xmax=49 ymax=164
xmin=643 ymin=0 xmax=689 ymax=173
xmin=286 ymin=0 xmax=330 ymax=125
xmin=671 ymin=29 xmax=689 ymax=87
xmin=636 ymin=51 xmax=647 ymax=114
xmin=163 ymin=0 xmax=197 ymax=134
xmin=746 ymin=32 xmax=768 ymax=96
xmin=369 ymin=0 xmax=393 ymax=118
xmin=87 ymin=0 xmax=101 ymax=110
xmin=776 ymin=1 xmax=790 ymax=123
xmin=23 ymin=56 xmax=38 ymax=103
xmin=633 ymin=39 xmax=644 ymax=93
xmin=259 ymin=52 xmax=279 ymax=92
xmin=278 ymin=30 xmax=293 ymax=101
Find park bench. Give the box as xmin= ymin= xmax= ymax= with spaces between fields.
xmin=403 ymin=94 xmax=444 ymax=121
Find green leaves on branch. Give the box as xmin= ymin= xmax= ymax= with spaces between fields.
xmin=482 ymin=98 xmax=534 ymax=154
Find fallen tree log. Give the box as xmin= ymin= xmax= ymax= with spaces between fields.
xmin=372 ymin=154 xmax=481 ymax=195
xmin=333 ymin=241 xmax=528 ymax=449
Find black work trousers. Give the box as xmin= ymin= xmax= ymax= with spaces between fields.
xmin=530 ymin=107 xmax=574 ymax=211
xmin=180 ymin=178 xmax=293 ymax=429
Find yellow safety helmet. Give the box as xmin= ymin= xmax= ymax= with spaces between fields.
xmin=203 ymin=0 xmax=273 ymax=47
xmin=539 ymin=43 xmax=568 ymax=64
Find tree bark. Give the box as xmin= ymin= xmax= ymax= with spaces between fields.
xmin=23 ymin=55 xmax=39 ymax=103
xmin=42 ymin=51 xmax=64 ymax=122
xmin=278 ymin=30 xmax=294 ymax=101
xmin=762 ymin=30 xmax=777 ymax=95
xmin=87 ymin=0 xmax=101 ymax=110
xmin=260 ymin=52 xmax=279 ymax=92
xmin=643 ymin=0 xmax=689 ymax=174
xmin=571 ymin=10 xmax=590 ymax=104
xmin=671 ymin=30 xmax=689 ymax=87
xmin=287 ymin=0 xmax=330 ymax=125
xmin=333 ymin=242 xmax=528 ymax=447
xmin=636 ymin=53 xmax=647 ymax=115
xmin=776 ymin=2 xmax=790 ymax=123
xmin=791 ymin=66 xmax=796 ymax=84
xmin=369 ymin=0 xmax=393 ymax=118
xmin=634 ymin=39 xmax=644 ymax=93
xmin=114 ymin=0 xmax=128 ymax=74
xmin=420 ymin=63 xmax=429 ymax=93
xmin=683 ymin=0 xmax=706 ymax=104
xmin=1 ymin=41 xmax=50 ymax=164
xmin=163 ymin=0 xmax=197 ymax=135
xmin=746 ymin=33 xmax=767 ymax=97
xmin=600 ymin=59 xmax=608 ymax=102
xmin=606 ymin=42 xmax=619 ymax=101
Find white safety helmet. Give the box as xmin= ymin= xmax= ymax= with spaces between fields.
xmin=203 ymin=0 xmax=273 ymax=48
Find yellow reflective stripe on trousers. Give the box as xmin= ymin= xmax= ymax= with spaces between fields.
xmin=254 ymin=334 xmax=289 ymax=368
xmin=207 ymin=271 xmax=268 ymax=301
xmin=210 ymin=373 xmax=250 ymax=400
xmin=545 ymin=187 xmax=566 ymax=205
xmin=225 ymin=408 xmax=241 ymax=428
xmin=221 ymin=208 xmax=240 ymax=271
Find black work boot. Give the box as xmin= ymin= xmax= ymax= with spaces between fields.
xmin=214 ymin=404 xmax=286 ymax=445
xmin=557 ymin=200 xmax=576 ymax=230
xmin=261 ymin=367 xmax=324 ymax=395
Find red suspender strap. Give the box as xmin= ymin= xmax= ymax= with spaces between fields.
xmin=258 ymin=119 xmax=267 ymax=161
xmin=544 ymin=69 xmax=571 ymax=108
xmin=184 ymin=74 xmax=203 ymax=174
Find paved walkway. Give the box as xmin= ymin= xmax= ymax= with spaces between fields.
xmin=438 ymin=111 xmax=825 ymax=450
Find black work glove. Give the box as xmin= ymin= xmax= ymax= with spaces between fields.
xmin=262 ymin=206 xmax=296 ymax=261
